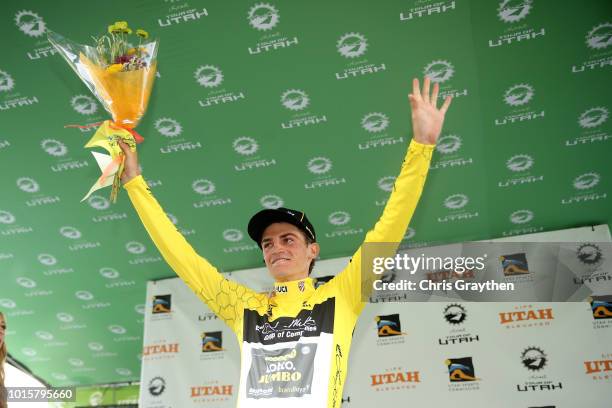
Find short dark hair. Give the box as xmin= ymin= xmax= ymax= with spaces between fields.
xmin=302 ymin=231 xmax=316 ymax=275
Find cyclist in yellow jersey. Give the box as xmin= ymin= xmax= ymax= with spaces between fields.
xmin=119 ymin=77 xmax=452 ymax=407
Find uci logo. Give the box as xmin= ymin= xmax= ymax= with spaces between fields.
xmin=276 ymin=286 xmax=288 ymax=293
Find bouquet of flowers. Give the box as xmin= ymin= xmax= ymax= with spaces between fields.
xmin=48 ymin=21 xmax=158 ymax=202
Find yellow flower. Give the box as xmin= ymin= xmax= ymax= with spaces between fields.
xmin=136 ymin=29 xmax=149 ymax=39
xmin=127 ymin=48 xmax=137 ymax=55
xmin=114 ymin=21 xmax=128 ymax=30
xmin=108 ymin=24 xmax=115 ymax=34
xmin=106 ymin=64 xmax=123 ymax=73
xmin=123 ymin=28 xmax=133 ymax=35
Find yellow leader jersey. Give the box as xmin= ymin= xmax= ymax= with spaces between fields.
xmin=124 ymin=139 xmax=433 ymax=407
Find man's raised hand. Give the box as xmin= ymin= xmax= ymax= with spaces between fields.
xmin=408 ymin=77 xmax=452 ymax=145
xmin=118 ymin=140 xmax=141 ymax=184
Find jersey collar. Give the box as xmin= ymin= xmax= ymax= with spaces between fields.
xmin=272 ymin=278 xmax=315 ymax=299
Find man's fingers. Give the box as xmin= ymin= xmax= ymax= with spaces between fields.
xmin=432 ymin=83 xmax=440 ymax=108
xmin=440 ymin=95 xmax=452 ymax=115
xmin=422 ymin=76 xmax=430 ymax=103
xmin=412 ymin=78 xmax=421 ymax=100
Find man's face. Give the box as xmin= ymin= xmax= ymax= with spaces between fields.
xmin=261 ymin=222 xmax=319 ymax=282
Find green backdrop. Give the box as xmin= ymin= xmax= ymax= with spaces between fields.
xmin=0 ymin=0 xmax=610 ymax=388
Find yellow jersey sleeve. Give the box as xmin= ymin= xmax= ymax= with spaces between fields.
xmin=328 ymin=139 xmax=434 ymax=313
xmin=124 ymin=175 xmax=267 ymax=337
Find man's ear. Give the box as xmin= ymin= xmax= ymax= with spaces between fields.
xmin=308 ymin=242 xmax=320 ymax=260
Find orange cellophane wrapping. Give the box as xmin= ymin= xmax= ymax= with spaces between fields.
xmin=79 ymin=53 xmax=157 ymax=129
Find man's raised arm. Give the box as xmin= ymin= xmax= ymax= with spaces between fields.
xmin=119 ymin=142 xmax=266 ymax=335
xmin=328 ymin=77 xmax=453 ymax=311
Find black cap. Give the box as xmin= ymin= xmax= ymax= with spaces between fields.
xmin=248 ymin=207 xmax=316 ymax=248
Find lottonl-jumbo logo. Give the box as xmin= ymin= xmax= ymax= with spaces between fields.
xmin=375 ymin=314 xmax=405 ymax=337
xmin=247 ymin=3 xmax=280 ymax=31
xmin=152 ymin=294 xmax=172 ymax=314
xmin=194 ymin=65 xmax=224 ymax=88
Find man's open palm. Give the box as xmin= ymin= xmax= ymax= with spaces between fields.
xmin=409 ymin=77 xmax=452 ymax=145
